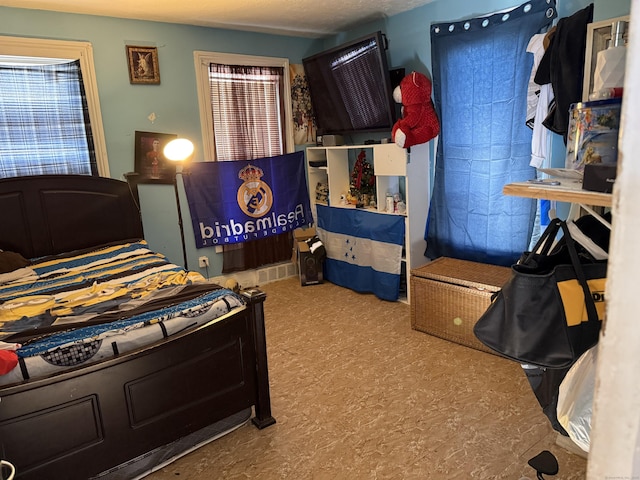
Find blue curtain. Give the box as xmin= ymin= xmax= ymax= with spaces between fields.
xmin=425 ymin=0 xmax=557 ymax=266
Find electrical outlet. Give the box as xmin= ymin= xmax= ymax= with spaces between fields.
xmin=198 ymin=256 xmax=209 ymax=268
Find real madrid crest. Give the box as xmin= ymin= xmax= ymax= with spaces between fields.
xmin=237 ymin=164 xmax=273 ymax=218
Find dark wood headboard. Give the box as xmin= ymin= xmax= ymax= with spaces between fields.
xmin=0 ymin=175 xmax=144 ymax=259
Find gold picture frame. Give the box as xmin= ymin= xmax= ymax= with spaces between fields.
xmin=126 ymin=45 xmax=160 ymax=85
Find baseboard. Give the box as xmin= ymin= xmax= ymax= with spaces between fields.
xmin=555 ymin=432 xmax=588 ymax=459
xmin=210 ymin=261 xmax=297 ymax=288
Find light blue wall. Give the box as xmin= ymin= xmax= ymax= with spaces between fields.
xmin=345 ymin=0 xmax=630 ymax=217
xmin=332 ymin=0 xmax=631 ymax=77
xmin=322 ymin=0 xmax=630 ymax=194
xmin=0 ymin=6 xmax=322 ymax=272
xmin=0 ymin=0 xmax=631 ymax=274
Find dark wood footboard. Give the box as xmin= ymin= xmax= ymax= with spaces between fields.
xmin=0 ymin=290 xmax=274 ymax=480
xmin=242 ymin=288 xmax=276 ymax=429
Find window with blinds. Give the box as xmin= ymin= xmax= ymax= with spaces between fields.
xmin=193 ymin=51 xmax=296 ymax=272
xmin=0 ymin=59 xmax=97 ymax=178
xmin=193 ymin=51 xmax=294 ymax=162
xmin=0 ymin=36 xmax=108 ymax=178
xmin=208 ymin=63 xmax=286 ymax=160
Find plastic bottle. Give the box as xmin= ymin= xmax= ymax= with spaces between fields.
xmin=385 ymin=193 xmax=394 ymax=213
xmin=592 ymin=21 xmax=627 ymax=94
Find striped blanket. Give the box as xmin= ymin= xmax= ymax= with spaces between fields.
xmin=0 ymin=241 xmax=245 ymax=385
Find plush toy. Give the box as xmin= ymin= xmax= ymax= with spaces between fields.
xmin=224 ymin=278 xmax=241 ymax=293
xmin=391 ymin=71 xmax=440 ymax=149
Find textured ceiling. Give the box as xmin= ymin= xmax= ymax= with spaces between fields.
xmin=3 ymin=0 xmax=437 ymax=38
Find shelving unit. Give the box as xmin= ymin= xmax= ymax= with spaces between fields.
xmin=306 ymin=143 xmax=430 ymax=303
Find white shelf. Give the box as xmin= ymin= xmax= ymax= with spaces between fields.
xmin=306 ymin=143 xmax=430 ymax=303
xmin=503 ymin=179 xmax=612 ymax=229
xmin=503 ymin=179 xmax=612 ymax=207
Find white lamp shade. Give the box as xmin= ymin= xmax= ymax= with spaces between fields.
xmin=164 ymin=138 xmax=194 ymax=162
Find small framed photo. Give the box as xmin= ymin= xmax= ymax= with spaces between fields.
xmin=134 ymin=131 xmax=178 ymax=183
xmin=126 ymin=46 xmax=160 ymax=84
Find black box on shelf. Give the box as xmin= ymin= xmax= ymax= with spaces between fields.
xmin=322 ymin=135 xmax=344 ymax=146
xmin=582 ymin=164 xmax=617 ymax=193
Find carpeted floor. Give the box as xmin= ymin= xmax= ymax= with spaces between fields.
xmin=145 ymin=277 xmax=587 ymax=479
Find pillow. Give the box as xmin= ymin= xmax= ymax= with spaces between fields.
xmin=0 ymin=251 xmax=31 ymax=274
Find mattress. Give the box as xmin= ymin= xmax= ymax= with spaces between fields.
xmin=0 ymin=240 xmax=245 ymax=386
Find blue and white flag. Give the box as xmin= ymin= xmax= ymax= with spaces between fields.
xmin=183 ymin=152 xmax=312 ymax=247
xmin=316 ymin=205 xmax=405 ymax=301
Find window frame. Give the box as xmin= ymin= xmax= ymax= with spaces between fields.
xmin=0 ymin=35 xmax=109 ymax=177
xmin=193 ymin=51 xmax=294 ymax=161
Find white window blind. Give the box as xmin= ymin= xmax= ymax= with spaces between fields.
xmin=193 ymin=51 xmax=294 ymax=162
xmin=208 ymin=63 xmax=285 ymax=160
xmin=0 ymin=59 xmax=97 ymax=178
xmin=0 ymin=36 xmax=109 ymax=178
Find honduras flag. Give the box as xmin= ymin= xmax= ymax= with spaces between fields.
xmin=316 ymin=205 xmax=405 ymax=301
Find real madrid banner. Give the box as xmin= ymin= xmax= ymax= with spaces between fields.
xmin=182 ymin=152 xmax=312 ymax=247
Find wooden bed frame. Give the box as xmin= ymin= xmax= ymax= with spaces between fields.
xmin=0 ymin=175 xmax=275 ymax=480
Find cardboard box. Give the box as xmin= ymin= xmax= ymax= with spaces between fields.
xmin=292 ymin=227 xmax=316 ymax=262
xmin=410 ymin=257 xmax=511 ymax=354
xmin=293 ymin=227 xmax=323 ymax=286
xmin=293 ymin=226 xmax=316 ymax=241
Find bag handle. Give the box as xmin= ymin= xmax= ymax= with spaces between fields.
xmin=522 ymin=218 xmax=564 ymax=264
xmin=559 ymin=220 xmax=600 ymax=325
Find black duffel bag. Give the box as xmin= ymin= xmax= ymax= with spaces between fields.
xmin=473 ymin=218 xmax=607 ymax=369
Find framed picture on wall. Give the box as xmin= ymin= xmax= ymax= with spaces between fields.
xmin=134 ymin=131 xmax=177 ymax=183
xmin=126 ymin=45 xmax=161 ymax=84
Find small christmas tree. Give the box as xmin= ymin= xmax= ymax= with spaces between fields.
xmin=350 ymin=150 xmax=376 ymax=202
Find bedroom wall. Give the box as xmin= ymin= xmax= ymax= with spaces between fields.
xmin=0 ymin=0 xmax=631 ymax=275
xmin=332 ymin=0 xmax=631 ymax=76
xmin=0 ymin=6 xmax=322 ymax=271
xmin=324 ymin=0 xmax=631 ymax=211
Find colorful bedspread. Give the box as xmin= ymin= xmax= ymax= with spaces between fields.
xmin=0 ymin=241 xmax=245 ymax=385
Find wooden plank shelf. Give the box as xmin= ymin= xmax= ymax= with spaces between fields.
xmin=503 ymin=180 xmax=612 ymax=207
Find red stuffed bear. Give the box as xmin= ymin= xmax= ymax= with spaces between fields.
xmin=391 ymin=71 xmax=440 ymax=148
xmin=0 ymin=350 xmax=18 ymax=375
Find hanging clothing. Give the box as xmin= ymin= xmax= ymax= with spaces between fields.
xmin=526 ymin=33 xmax=546 ymax=129
xmin=527 ymin=33 xmax=555 ymax=168
xmin=534 ymin=4 xmax=594 ymax=142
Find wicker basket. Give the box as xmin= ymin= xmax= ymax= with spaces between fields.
xmin=410 ymin=257 xmax=512 ymax=354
